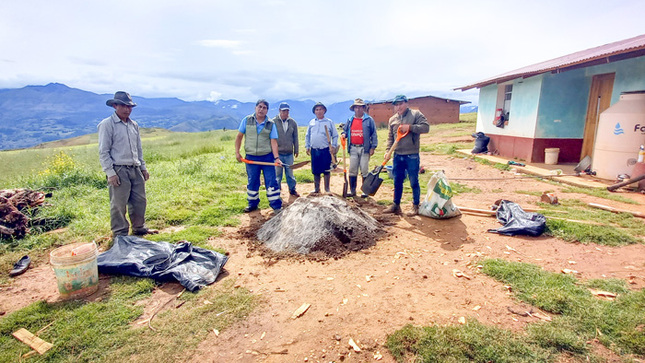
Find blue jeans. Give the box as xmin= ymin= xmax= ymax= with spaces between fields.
xmin=392 ymin=153 xmax=420 ymax=206
xmin=245 ymin=153 xmax=282 ymax=210
xmin=275 ymin=153 xmax=297 ymax=193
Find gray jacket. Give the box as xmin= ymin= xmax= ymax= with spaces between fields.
xmin=386 ymin=108 xmax=430 ymax=155
xmin=98 ymin=112 xmax=146 ymax=178
xmin=273 ymin=115 xmax=299 ymax=155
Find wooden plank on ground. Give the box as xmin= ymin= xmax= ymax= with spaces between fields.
xmin=455 ymin=149 xmax=608 ymax=189
xmin=291 ymin=303 xmax=311 ymax=319
xmin=12 ymin=328 xmax=53 ymax=354
xmin=588 ymin=203 xmax=645 ymax=219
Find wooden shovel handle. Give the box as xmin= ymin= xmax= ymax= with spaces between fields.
xmin=607 ymin=173 xmax=645 ymax=191
xmin=381 ymin=127 xmax=410 ymax=166
xmin=241 ymin=158 xmax=278 ymax=167
xmin=324 ymin=125 xmax=338 ymax=163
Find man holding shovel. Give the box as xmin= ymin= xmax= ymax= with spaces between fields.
xmin=273 ymin=102 xmax=300 ymax=197
xmin=383 ymin=95 xmax=429 ymax=216
xmin=235 ymin=99 xmax=283 ymax=214
xmin=342 ymin=98 xmax=378 ymax=197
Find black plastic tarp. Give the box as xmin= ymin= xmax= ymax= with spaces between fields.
xmin=97 ymin=236 xmax=228 ymax=291
xmin=487 ymin=200 xmax=546 ymax=237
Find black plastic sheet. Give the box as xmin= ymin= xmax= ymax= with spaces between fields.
xmin=471 ymin=132 xmax=490 ymax=154
xmin=487 ymin=200 xmax=546 ymax=237
xmin=97 ymin=236 xmax=228 ymax=291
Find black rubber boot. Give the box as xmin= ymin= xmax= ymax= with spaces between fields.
xmin=324 ymin=173 xmax=331 ymax=193
xmin=348 ymin=176 xmax=357 ymax=197
xmin=313 ymin=174 xmax=321 ymax=194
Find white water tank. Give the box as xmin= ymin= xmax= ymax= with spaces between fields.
xmin=592 ymin=91 xmax=645 ymax=180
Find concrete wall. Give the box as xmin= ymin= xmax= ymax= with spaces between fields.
xmin=369 ymin=96 xmax=462 ymax=127
xmin=474 ymin=55 xmax=645 ymax=162
xmin=475 ymin=76 xmax=542 ymax=138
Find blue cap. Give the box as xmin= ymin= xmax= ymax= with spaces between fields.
xmin=392 ymin=95 xmax=408 ymax=104
xmin=279 ymin=102 xmax=290 ymax=110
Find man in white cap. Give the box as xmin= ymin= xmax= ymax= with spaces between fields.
xmin=273 ymin=102 xmax=300 ymax=197
xmin=342 ymin=98 xmax=378 ymax=197
xmin=98 ymin=91 xmax=157 ymax=237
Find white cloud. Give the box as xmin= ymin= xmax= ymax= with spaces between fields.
xmin=1 ymin=0 xmax=644 ymax=103
xmin=195 ymin=40 xmax=242 ymax=49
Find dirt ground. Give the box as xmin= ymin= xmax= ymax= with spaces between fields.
xmin=2 ymin=133 xmax=645 ymax=362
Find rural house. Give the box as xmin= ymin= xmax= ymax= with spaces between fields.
xmin=368 ymin=95 xmax=469 ymax=128
xmin=456 ymin=33 xmax=645 ymax=164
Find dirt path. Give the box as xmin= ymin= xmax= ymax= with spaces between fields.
xmin=2 ymin=145 xmax=644 ymax=362
xmin=188 ymin=152 xmax=645 ymax=362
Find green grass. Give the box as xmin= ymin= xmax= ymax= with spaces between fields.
xmin=459 ymin=112 xmax=477 ymax=123
xmin=537 ymin=199 xmax=645 ymax=246
xmin=0 ymin=129 xmax=258 ymax=360
xmin=0 ymin=278 xmax=254 ymax=362
xmin=561 ymin=185 xmax=639 ymax=205
xmin=387 ymin=259 xmax=645 ymax=362
xmin=387 ymin=321 xmax=554 ymax=362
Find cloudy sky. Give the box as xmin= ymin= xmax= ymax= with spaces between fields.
xmin=1 ymin=0 xmax=643 ymax=104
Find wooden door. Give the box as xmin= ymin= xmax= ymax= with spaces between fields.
xmin=580 ymin=73 xmax=615 ymax=160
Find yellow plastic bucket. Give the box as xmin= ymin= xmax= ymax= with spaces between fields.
xmin=50 ymin=242 xmax=99 ymax=300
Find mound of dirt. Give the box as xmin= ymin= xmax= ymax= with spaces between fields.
xmin=246 ymin=195 xmax=383 ymax=260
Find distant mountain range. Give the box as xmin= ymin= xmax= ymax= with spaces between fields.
xmin=0 ymin=83 xmax=476 ymax=150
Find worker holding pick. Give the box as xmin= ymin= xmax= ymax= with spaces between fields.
xmin=235 ymin=99 xmax=283 ymax=214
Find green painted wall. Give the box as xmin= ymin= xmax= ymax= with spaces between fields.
xmin=477 ymin=55 xmax=645 ymax=139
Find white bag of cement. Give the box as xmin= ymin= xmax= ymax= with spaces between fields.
xmin=419 ymin=171 xmax=461 ymax=219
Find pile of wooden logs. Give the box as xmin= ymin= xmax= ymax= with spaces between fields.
xmin=0 ymin=189 xmax=47 ymax=239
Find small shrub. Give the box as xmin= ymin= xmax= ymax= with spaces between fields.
xmin=31 ymin=151 xmax=106 ymax=189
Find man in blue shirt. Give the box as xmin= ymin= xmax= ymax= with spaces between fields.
xmin=235 ymin=99 xmax=283 ymax=213
xmin=305 ymin=102 xmax=338 ymax=194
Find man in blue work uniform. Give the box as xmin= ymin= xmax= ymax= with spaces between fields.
xmin=235 ymin=99 xmax=283 ymax=214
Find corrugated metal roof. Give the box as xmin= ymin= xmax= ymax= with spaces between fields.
xmin=456 ymin=33 xmax=645 ymax=91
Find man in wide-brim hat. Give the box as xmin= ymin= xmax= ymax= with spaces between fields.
xmin=98 ymin=91 xmax=158 ymax=237
xmin=342 ymin=98 xmax=378 ymax=197
xmin=305 ymin=102 xmax=338 ymax=194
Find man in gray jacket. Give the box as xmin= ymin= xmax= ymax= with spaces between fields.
xmin=273 ymin=102 xmax=300 ymax=197
xmin=98 ymin=91 xmax=157 ymax=236
xmin=383 ymin=95 xmax=430 ymax=216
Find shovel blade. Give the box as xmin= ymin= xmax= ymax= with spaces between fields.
xmin=290 ymin=160 xmax=310 ymax=170
xmin=361 ymin=173 xmax=383 ymax=196
xmin=342 ymin=173 xmax=349 ymax=197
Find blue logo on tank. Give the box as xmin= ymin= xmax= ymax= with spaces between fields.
xmin=613 ymin=123 xmax=624 ymax=135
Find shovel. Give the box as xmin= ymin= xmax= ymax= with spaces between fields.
xmin=361 ymin=127 xmax=409 ymax=196
xmin=340 ymin=135 xmax=349 ymax=197
xmin=324 ymin=125 xmax=338 ymax=170
xmin=241 ymin=158 xmax=310 ymax=169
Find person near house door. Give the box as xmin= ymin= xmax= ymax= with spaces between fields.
xmin=341 ymin=98 xmax=378 ymax=197
xmin=98 ymin=91 xmax=158 ymax=237
xmin=235 ymin=99 xmax=283 ymax=214
xmin=383 ymin=95 xmax=430 ymax=216
xmin=273 ymin=102 xmax=300 ymax=197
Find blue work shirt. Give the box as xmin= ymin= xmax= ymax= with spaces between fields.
xmin=238 ymin=114 xmax=279 ymax=139
xmin=305 ymin=118 xmax=338 ymax=149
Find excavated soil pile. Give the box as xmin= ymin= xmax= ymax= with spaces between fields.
xmin=255 ymin=195 xmax=382 ymax=260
